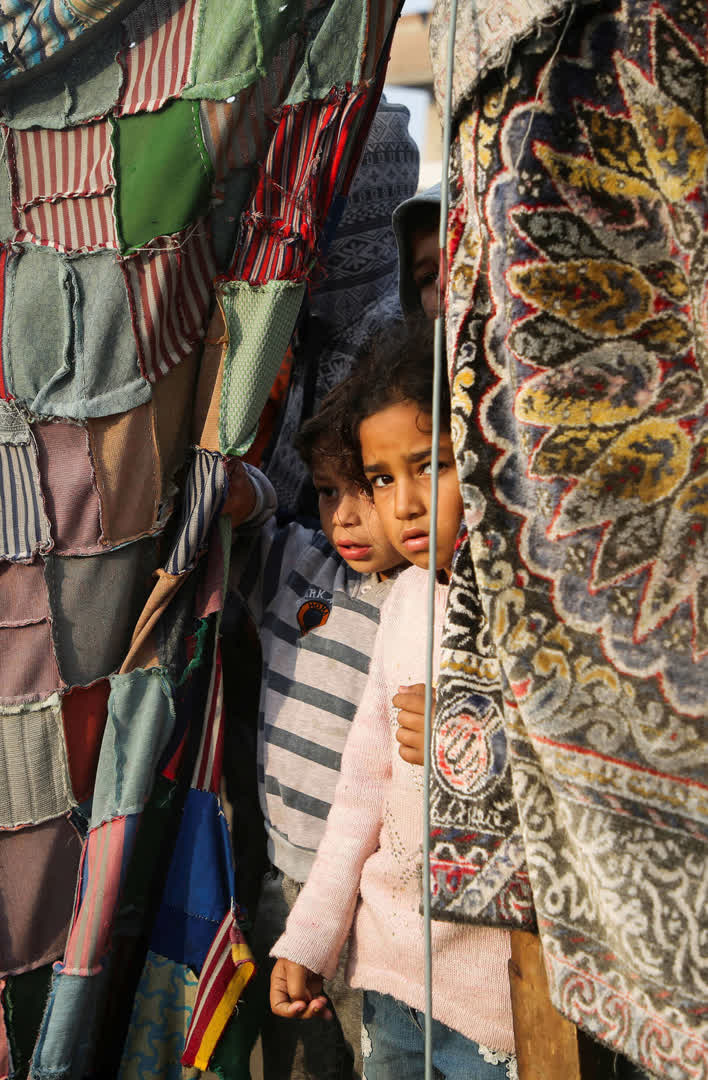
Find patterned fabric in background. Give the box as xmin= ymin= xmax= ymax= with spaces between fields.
xmin=0 ymin=0 xmax=402 ymax=1076
xmin=430 ymin=0 xmax=707 ymax=1077
xmin=265 ymin=97 xmax=420 ymax=513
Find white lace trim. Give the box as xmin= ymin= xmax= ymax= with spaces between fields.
xmin=477 ymin=1043 xmax=518 ymax=1079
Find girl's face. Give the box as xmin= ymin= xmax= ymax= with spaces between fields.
xmin=359 ymin=400 xmax=463 ymax=574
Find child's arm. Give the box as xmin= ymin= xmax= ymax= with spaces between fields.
xmin=268 ymin=619 xmax=392 ymax=1007
xmin=223 ymin=461 xmax=277 ymax=531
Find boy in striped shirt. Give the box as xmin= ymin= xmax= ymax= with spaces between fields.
xmin=227 ymin=379 xmax=404 ymax=1079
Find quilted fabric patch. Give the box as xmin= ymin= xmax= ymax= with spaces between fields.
xmin=150 ymin=788 xmax=234 ymax=970
xmin=0 ymin=401 xmax=51 ymax=564
xmin=163 ymin=448 xmax=227 ymax=575
xmin=219 ymin=279 xmax=305 ymax=456
xmin=0 ymin=815 xmax=82 ymax=979
xmin=45 ymin=539 xmax=159 ymax=688
xmin=0 ymin=559 xmax=60 ymax=705
xmin=118 ymin=951 xmax=200 ymax=1080
xmin=116 ymin=0 xmax=197 ymax=116
xmin=0 ymin=695 xmax=73 ymax=829
xmin=120 ymin=224 xmax=216 ymax=384
xmin=113 ymin=100 xmax=212 ymax=253
xmin=88 ymin=403 xmax=162 ymax=546
xmin=61 ymin=680 xmax=110 ymax=805
xmin=90 ymin=667 xmax=175 ymax=826
xmin=34 ymin=421 xmax=103 ymax=555
xmin=4 ymin=246 xmax=150 ymax=420
xmin=0 ymin=20 xmax=123 ymax=130
xmin=183 ymin=0 xmax=321 ymax=102
xmin=63 ymin=812 xmax=140 ymax=974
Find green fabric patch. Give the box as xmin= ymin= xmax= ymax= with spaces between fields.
xmin=209 ymin=997 xmax=257 ymax=1080
xmin=0 ymin=22 xmax=122 ymax=130
xmin=284 ymin=0 xmax=370 ymax=104
xmin=3 ymin=964 xmax=53 ymax=1080
xmin=183 ymin=0 xmax=325 ymax=102
xmin=113 ymin=100 xmax=213 ymax=253
xmin=218 ymin=279 xmax=305 ymax=457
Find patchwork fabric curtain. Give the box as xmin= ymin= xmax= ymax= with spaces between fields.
xmin=0 ymin=1 xmax=401 ymax=1076
xmin=429 ymin=0 xmax=707 ymax=1078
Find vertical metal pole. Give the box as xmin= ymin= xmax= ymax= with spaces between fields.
xmin=423 ymin=2 xmax=458 ymax=1077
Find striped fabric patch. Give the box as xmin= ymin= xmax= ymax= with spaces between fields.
xmin=181 ymin=910 xmax=255 ymax=1071
xmin=16 ymin=195 xmax=118 ymax=253
xmin=191 ymin=642 xmax=224 ymax=793
xmin=116 ymin=0 xmax=197 ymax=116
xmin=164 ymin=448 xmax=227 ymax=576
xmin=63 ymin=813 xmax=139 ymax=975
xmin=12 ymin=123 xmax=115 ymax=206
xmin=233 ymin=91 xmax=368 ymax=285
xmin=120 ymin=225 xmax=216 ymax=383
xmin=0 ymin=438 xmax=52 ymax=562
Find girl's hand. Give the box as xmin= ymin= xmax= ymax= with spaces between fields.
xmin=392 ymin=683 xmax=435 ymax=766
xmin=269 ymin=958 xmax=332 ymax=1020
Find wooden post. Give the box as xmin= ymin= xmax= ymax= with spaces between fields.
xmin=509 ymin=931 xmax=617 ymax=1079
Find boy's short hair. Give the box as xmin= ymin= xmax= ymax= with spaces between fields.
xmin=295 ymin=378 xmax=358 ymax=477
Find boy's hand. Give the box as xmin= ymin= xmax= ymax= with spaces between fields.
xmin=392 ymin=683 xmax=435 ymax=766
xmin=270 ymin=958 xmax=333 ymax=1020
xmin=221 ymin=460 xmax=257 ymax=526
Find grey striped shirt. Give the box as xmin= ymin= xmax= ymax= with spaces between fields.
xmin=230 ymin=474 xmax=392 ymax=882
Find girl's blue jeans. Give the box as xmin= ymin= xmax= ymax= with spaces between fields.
xmin=361 ymin=991 xmax=516 ymax=1080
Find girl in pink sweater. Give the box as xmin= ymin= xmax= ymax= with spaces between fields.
xmin=269 ymin=321 xmax=516 ymax=1079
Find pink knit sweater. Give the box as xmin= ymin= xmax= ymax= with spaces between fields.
xmin=272 ymin=565 xmax=514 ymax=1052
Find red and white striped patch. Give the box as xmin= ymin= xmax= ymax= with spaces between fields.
xmin=121 ymin=224 xmax=215 ymax=383
xmin=233 ymin=92 xmax=368 ymax=284
xmin=191 ymin=643 xmax=224 ymax=793
xmin=12 ymin=122 xmax=115 ymax=207
xmin=116 ymin=0 xmax=197 ymax=115
xmin=17 ymin=194 xmax=119 ymax=253
xmin=182 ymin=909 xmax=255 ymax=1070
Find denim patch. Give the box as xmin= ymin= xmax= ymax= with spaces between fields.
xmin=5 ymin=246 xmax=150 ymax=420
xmin=0 ymin=695 xmax=73 ymax=828
xmin=45 ymin=538 xmax=160 ymax=688
xmin=29 ymin=962 xmax=109 ymax=1080
xmin=90 ymin=668 xmax=175 ymax=826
